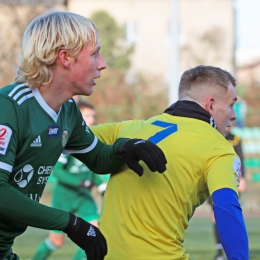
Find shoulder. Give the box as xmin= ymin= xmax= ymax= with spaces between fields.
xmin=207 ymin=137 xmax=236 ymax=162
xmin=0 ymin=83 xmax=33 ymax=106
xmin=62 ymin=98 xmax=80 ymax=114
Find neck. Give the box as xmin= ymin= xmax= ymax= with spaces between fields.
xmin=38 ymin=85 xmax=71 ymax=113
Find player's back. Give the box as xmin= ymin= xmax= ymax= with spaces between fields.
xmin=93 ymin=113 xmax=235 ymax=260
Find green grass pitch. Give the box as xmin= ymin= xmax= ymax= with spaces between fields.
xmin=13 ymin=217 xmax=260 ymax=260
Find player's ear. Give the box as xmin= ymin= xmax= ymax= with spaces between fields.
xmin=205 ymin=97 xmax=215 ymax=116
xmin=57 ymin=49 xmax=71 ymax=68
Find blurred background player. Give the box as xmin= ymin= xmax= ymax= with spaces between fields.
xmin=233 ymin=96 xmax=247 ymax=128
xmin=32 ymin=100 xmax=109 ymax=260
xmin=209 ymin=123 xmax=246 ymax=260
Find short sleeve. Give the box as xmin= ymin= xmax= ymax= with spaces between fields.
xmin=206 ymin=141 xmax=240 ymax=195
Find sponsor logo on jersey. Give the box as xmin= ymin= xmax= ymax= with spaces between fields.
xmin=0 ymin=125 xmax=12 ymax=156
xmin=48 ymin=126 xmax=59 ymax=137
xmin=14 ymin=164 xmax=34 ymax=188
xmin=62 ymin=130 xmax=69 ymax=148
xmin=233 ymin=156 xmax=241 ymax=186
xmin=30 ymin=135 xmax=42 ymax=147
xmin=37 ymin=165 xmax=54 ymax=185
xmin=38 ymin=166 xmax=53 ymax=175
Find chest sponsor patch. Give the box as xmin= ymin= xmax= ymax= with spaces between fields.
xmin=0 ymin=125 xmax=12 ymax=156
xmin=233 ymin=155 xmax=242 ymax=186
xmin=48 ymin=126 xmax=59 ymax=137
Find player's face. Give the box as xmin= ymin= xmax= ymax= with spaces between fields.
xmin=81 ymin=107 xmax=96 ymax=126
xmin=212 ymin=83 xmax=237 ymax=136
xmin=69 ymin=41 xmax=106 ymax=96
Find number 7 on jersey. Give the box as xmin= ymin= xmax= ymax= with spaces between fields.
xmin=148 ymin=120 xmax=178 ymax=144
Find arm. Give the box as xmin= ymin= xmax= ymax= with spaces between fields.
xmin=73 ymin=137 xmax=125 ymax=174
xmin=75 ymin=123 xmax=167 ymax=177
xmin=65 ymin=105 xmax=167 ymax=176
xmin=0 ymin=170 xmax=69 ymax=230
xmin=0 ymin=170 xmax=107 ymax=259
xmin=212 ymin=188 xmax=248 ymax=260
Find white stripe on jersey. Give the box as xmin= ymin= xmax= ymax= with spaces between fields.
xmin=63 ymin=136 xmax=98 ymax=154
xmin=0 ymin=162 xmax=13 ymax=172
xmin=8 ymin=83 xmax=26 ymax=97
xmin=18 ymin=93 xmax=34 ymax=105
xmin=13 ymin=87 xmax=31 ymax=100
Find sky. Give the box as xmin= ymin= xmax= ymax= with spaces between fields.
xmin=236 ymin=0 xmax=260 ymax=50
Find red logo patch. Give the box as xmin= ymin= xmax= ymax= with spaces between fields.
xmin=0 ymin=128 xmax=7 ymax=140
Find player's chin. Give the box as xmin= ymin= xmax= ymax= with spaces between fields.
xmin=84 ymin=86 xmax=94 ymax=96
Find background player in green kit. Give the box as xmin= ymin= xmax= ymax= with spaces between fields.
xmin=0 ymin=10 xmax=167 ymax=260
xmin=32 ymin=101 xmax=108 ymax=260
xmin=91 ymin=65 xmax=249 ymax=260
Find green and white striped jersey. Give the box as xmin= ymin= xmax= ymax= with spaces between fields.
xmin=0 ymin=83 xmax=97 ymax=201
xmin=0 ymin=83 xmax=124 ymax=256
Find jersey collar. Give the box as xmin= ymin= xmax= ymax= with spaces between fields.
xmin=164 ymin=100 xmax=217 ymax=129
xmin=32 ymin=88 xmax=61 ymax=122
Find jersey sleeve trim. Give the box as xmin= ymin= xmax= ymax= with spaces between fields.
xmin=0 ymin=162 xmax=13 ymax=172
xmin=63 ymin=136 xmax=98 ymax=154
xmin=7 ymin=83 xmax=26 ymax=97
xmin=17 ymin=93 xmax=34 ymax=105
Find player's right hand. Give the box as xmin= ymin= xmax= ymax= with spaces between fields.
xmin=116 ymin=138 xmax=167 ymax=176
xmin=63 ymin=213 xmax=107 ymax=260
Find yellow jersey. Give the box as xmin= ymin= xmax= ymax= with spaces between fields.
xmin=91 ymin=113 xmax=240 ymax=260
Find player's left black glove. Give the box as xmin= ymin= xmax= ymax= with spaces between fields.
xmin=63 ymin=213 xmax=107 ymax=260
xmin=116 ymin=139 xmax=167 ymax=176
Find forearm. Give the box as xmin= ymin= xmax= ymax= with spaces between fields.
xmin=0 ymin=173 xmax=69 ymax=230
xmin=212 ymin=188 xmax=249 ymax=259
xmin=75 ymin=138 xmax=126 ymax=174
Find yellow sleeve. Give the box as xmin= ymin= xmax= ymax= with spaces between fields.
xmin=206 ymin=141 xmax=240 ymax=195
xmin=90 ymin=123 xmax=119 ymax=145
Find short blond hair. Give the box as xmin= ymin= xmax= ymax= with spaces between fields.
xmin=15 ymin=10 xmax=98 ymax=88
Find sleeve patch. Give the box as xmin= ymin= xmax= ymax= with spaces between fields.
xmin=0 ymin=125 xmax=13 ymax=156
xmin=233 ymin=155 xmax=241 ymax=186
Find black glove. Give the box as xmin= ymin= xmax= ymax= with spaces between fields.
xmin=63 ymin=213 xmax=107 ymax=260
xmin=79 ymin=180 xmax=95 ymax=190
xmin=116 ymin=139 xmax=167 ymax=176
